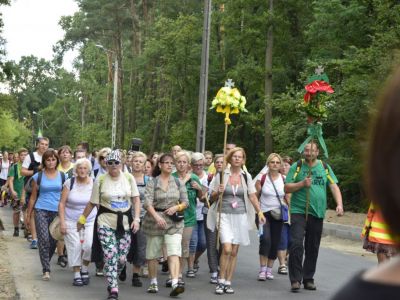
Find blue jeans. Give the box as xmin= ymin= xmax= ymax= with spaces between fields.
xmin=189 ymin=220 xmax=206 ymax=254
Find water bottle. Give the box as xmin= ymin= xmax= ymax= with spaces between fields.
xmin=258 ymin=224 xmax=264 ymax=237
xmin=79 ymin=228 xmax=85 ymax=244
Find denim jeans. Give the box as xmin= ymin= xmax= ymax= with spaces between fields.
xmin=189 ymin=220 xmax=206 ymax=254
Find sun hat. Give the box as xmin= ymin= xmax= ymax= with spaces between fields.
xmin=49 ymin=216 xmax=64 ymax=241
xmin=106 ymin=149 xmax=122 ymax=162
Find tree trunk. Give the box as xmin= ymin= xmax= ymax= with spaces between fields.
xmin=219 ymin=4 xmax=226 ymax=71
xmin=264 ymin=0 xmax=273 ymax=155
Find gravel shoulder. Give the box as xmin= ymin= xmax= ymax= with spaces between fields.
xmin=0 ymin=234 xmax=18 ymax=299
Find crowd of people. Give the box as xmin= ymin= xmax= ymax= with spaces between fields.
xmin=0 ymin=139 xmax=345 ymax=299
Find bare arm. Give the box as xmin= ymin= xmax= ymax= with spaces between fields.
xmin=329 ymin=183 xmax=344 ymax=216
xmin=26 ymin=180 xmax=38 ymax=229
xmin=131 ymin=196 xmax=141 ymax=233
xmin=249 ymin=192 xmax=266 ymax=224
xmin=58 ymin=186 xmax=69 ymax=234
xmin=8 ymin=176 xmax=17 ymax=199
xmin=21 ymin=167 xmax=33 ymax=177
xmin=76 ymin=202 xmax=97 ymax=231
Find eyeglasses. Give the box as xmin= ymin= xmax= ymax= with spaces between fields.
xmin=269 ymin=161 xmax=281 ymax=164
xmin=107 ymin=160 xmax=120 ymax=166
xmin=160 ymin=161 xmax=174 ymax=165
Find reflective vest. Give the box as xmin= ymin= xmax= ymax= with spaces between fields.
xmin=362 ymin=203 xmax=397 ymax=245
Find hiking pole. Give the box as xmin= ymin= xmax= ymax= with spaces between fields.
xmin=216 ymin=122 xmax=228 ymax=251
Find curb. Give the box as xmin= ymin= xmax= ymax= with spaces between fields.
xmin=323 ymin=222 xmax=362 ymax=241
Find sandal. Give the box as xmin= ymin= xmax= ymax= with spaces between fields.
xmin=186 ymin=269 xmax=196 ymax=278
xmin=278 ymin=265 xmax=288 ymax=275
xmin=73 ymin=277 xmax=83 ymax=286
xmin=107 ymin=292 xmax=118 ymax=300
xmin=80 ymin=271 xmax=90 ymax=285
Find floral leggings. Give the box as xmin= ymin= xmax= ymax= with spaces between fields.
xmin=97 ymin=226 xmax=131 ymax=289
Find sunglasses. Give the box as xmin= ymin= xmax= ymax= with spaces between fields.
xmin=107 ymin=160 xmax=120 ymax=166
xmin=99 ymin=156 xmax=106 ymax=160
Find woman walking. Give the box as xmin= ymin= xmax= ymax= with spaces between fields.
xmin=142 ymin=153 xmax=188 ymax=297
xmin=26 ymin=149 xmax=66 ymax=280
xmin=255 ymin=153 xmax=287 ymax=281
xmin=208 ymin=147 xmax=265 ymax=294
xmin=59 ymin=158 xmax=96 ymax=286
xmin=77 ymin=150 xmax=141 ymax=300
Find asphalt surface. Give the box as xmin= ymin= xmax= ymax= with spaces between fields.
xmin=0 ymin=206 xmax=374 ymax=300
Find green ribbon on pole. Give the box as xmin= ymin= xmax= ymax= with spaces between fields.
xmin=297 ymin=123 xmax=329 ymax=158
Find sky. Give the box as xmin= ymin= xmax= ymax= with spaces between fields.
xmin=1 ymin=0 xmax=78 ymax=71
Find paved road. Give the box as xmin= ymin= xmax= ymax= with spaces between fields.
xmin=0 ymin=206 xmax=374 ymax=300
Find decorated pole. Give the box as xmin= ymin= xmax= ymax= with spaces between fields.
xmin=210 ymin=79 xmax=248 ymax=249
xmin=298 ymin=66 xmax=334 ymax=221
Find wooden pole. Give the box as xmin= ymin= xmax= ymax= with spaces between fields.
xmin=305 ymin=138 xmax=314 ymax=221
xmin=216 ymin=122 xmax=229 ymax=250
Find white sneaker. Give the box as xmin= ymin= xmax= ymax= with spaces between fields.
xmin=266 ymin=271 xmax=274 ymax=280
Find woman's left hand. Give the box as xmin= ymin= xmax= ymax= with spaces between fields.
xmin=258 ymin=213 xmax=266 ymax=224
xmin=131 ymin=220 xmax=140 ymax=233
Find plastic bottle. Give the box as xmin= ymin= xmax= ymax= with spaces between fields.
xmin=79 ymin=228 xmax=85 ymax=244
xmin=258 ymin=225 xmax=264 ymax=237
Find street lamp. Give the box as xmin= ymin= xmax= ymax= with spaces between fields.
xmin=96 ymin=44 xmax=118 ymax=149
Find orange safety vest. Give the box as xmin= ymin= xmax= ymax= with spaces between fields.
xmin=361 ymin=203 xmax=397 ymax=245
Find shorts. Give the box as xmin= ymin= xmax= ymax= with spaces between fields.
xmin=146 ymin=233 xmax=182 ymax=260
xmin=181 ymin=227 xmax=193 ymax=258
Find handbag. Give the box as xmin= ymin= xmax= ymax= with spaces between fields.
xmin=269 ymin=174 xmax=289 ymax=222
xmin=169 ymin=209 xmax=184 ymax=222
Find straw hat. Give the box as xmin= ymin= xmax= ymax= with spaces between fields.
xmin=49 ymin=216 xmax=64 ymax=241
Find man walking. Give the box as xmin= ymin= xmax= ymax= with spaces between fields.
xmin=284 ymin=142 xmax=343 ymax=292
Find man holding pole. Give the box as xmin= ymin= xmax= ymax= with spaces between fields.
xmin=284 ymin=142 xmax=343 ymax=292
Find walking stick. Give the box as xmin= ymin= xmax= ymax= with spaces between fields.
xmin=216 ymin=122 xmax=228 ymax=250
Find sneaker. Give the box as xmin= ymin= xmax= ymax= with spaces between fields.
xmin=291 ymin=281 xmax=301 ymax=292
xmin=162 ymin=261 xmax=169 ymax=273
xmin=186 ymin=269 xmax=196 ymax=278
xmin=42 ymin=272 xmax=50 ymax=281
xmin=96 ymin=267 xmax=104 ymax=277
xmin=107 ymin=291 xmax=119 ymax=300
xmin=57 ymin=255 xmax=68 ymax=268
xmin=215 ymin=283 xmax=224 ymax=295
xmin=30 ymin=240 xmax=38 ymax=249
xmin=166 ymin=278 xmax=172 ymax=288
xmin=223 ymin=285 xmax=234 ymax=294
xmin=193 ymin=261 xmax=199 ymax=273
xmin=118 ymin=265 xmax=126 ymax=281
xmin=170 ymin=282 xmax=185 ymax=297
xmin=258 ymin=271 xmax=266 ymax=281
xmin=210 ymin=276 xmax=218 ymax=284
xmin=266 ymin=271 xmax=274 ymax=280
xmin=132 ymin=274 xmax=142 ymax=287
xmin=278 ymin=265 xmax=288 ymax=275
xmin=13 ymin=228 xmax=19 ymax=237
xmin=178 ymin=277 xmax=185 ymax=286
xmin=303 ymin=281 xmax=317 ymax=290
xmin=147 ymin=283 xmax=158 ymax=293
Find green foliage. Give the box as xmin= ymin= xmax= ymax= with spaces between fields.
xmin=0 ymin=111 xmax=30 ymax=150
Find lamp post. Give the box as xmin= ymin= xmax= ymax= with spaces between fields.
xmin=196 ymin=0 xmax=212 ymax=152
xmin=96 ymin=44 xmax=118 ymax=149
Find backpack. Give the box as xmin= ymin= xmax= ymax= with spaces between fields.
xmin=292 ymin=159 xmax=334 ymax=184
xmin=23 ymin=152 xmax=41 ymax=188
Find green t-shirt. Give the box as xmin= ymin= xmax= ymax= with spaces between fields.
xmin=172 ymin=172 xmax=201 ymax=227
xmin=286 ymin=160 xmax=338 ymax=219
xmin=8 ymin=163 xmax=25 ymax=199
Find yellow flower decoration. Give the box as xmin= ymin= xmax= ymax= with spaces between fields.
xmin=211 ymin=86 xmax=248 ymax=124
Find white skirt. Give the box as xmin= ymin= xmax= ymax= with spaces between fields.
xmin=219 ymin=213 xmax=250 ymax=246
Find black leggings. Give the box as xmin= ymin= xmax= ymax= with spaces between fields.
xmin=258 ymin=211 xmax=283 ymax=260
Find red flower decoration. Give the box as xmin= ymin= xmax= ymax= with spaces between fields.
xmin=304 ymin=80 xmax=334 ymax=103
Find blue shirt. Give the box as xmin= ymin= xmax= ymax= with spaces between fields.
xmin=33 ymin=171 xmax=63 ymax=212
